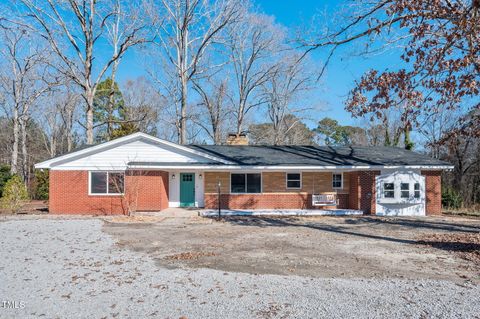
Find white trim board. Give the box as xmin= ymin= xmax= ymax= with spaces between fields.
xmin=35 ymin=132 xmax=233 ymax=169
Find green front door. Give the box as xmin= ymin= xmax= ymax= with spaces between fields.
xmin=180 ymin=173 xmax=195 ymax=207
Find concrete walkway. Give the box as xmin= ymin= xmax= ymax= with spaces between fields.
xmin=134 ymin=207 xmax=199 ymax=218
xmin=199 ymin=208 xmax=363 ymax=217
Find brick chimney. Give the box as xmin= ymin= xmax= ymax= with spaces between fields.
xmin=226 ymin=132 xmax=249 ymax=145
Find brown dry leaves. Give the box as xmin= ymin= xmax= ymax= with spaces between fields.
xmin=165 ymin=251 xmax=217 ymax=260
xmin=418 ymin=232 xmax=480 ymax=264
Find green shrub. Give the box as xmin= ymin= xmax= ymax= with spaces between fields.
xmin=442 ymin=187 xmax=463 ymax=210
xmin=0 ymin=165 xmax=12 ymax=197
xmin=1 ymin=175 xmax=29 ymax=214
xmin=32 ymin=169 xmax=49 ymax=200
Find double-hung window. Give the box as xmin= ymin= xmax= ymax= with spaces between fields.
xmin=231 ymin=173 xmax=261 ymax=193
xmin=90 ymin=172 xmax=125 ymax=195
xmin=332 ymin=173 xmax=343 ymax=189
xmin=286 ymin=173 xmax=301 ymax=189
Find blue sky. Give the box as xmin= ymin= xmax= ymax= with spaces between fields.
xmin=115 ymin=0 xmax=398 ymax=128
xmin=255 ymin=0 xmax=396 ymax=127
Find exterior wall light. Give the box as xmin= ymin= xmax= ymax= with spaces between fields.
xmin=172 ymin=174 xmax=175 ymax=179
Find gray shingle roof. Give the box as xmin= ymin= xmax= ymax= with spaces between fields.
xmin=186 ymin=145 xmax=451 ymax=167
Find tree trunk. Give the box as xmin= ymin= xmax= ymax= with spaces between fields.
xmin=107 ymin=58 xmax=120 ymax=141
xmin=50 ymin=132 xmax=57 ymax=158
xmin=65 ymin=99 xmax=74 ymax=152
xmin=180 ymin=77 xmax=188 ymax=144
xmin=20 ymin=116 xmax=28 ymax=182
xmin=404 ymin=125 xmax=413 ymax=150
xmin=212 ymin=121 xmax=220 ymax=145
xmin=66 ymin=109 xmax=73 ymax=152
xmin=236 ymin=99 xmax=245 ymax=136
xmin=86 ymin=89 xmax=95 ymax=144
xmin=10 ymin=107 xmax=19 ymax=175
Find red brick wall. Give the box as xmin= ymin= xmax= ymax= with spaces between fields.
xmin=359 ymin=171 xmax=381 ymax=214
xmin=422 ymin=170 xmax=442 ymax=215
xmin=349 ymin=172 xmax=360 ymax=210
xmin=204 ymin=193 xmax=349 ymax=210
xmin=49 ymin=170 xmax=168 ymax=215
xmin=125 ymin=171 xmax=169 ymax=212
xmin=348 ymin=171 xmax=380 ymax=214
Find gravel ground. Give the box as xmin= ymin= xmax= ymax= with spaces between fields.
xmin=0 ymin=218 xmax=479 ymax=319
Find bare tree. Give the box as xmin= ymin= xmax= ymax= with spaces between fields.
xmin=261 ymin=54 xmax=314 ymax=145
xmin=0 ymin=20 xmax=52 ymax=179
xmin=120 ymin=77 xmax=162 ymax=135
xmin=225 ymin=12 xmax=283 ymax=136
xmin=39 ymin=83 xmax=81 ymax=157
xmin=148 ymin=0 xmax=241 ymax=144
xmin=192 ymin=77 xmax=231 ymax=144
xmin=19 ymin=0 xmax=148 ymax=144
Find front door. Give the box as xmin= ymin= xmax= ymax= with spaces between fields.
xmin=180 ymin=173 xmax=195 ymax=207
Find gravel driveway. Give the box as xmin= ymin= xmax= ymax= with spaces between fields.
xmin=0 ymin=218 xmax=479 ymax=318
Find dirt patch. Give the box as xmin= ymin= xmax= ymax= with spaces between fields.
xmin=418 ymin=232 xmax=480 ymax=264
xmin=0 ymin=200 xmax=48 ymax=215
xmin=103 ymin=215 xmax=480 ymax=283
xmin=165 ymin=251 xmax=218 ymax=260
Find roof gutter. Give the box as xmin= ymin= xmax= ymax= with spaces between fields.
xmin=126 ymin=164 xmax=454 ymax=171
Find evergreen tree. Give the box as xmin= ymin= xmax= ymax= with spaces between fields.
xmin=1 ymin=175 xmax=29 ymax=214
xmin=93 ymin=78 xmax=125 ymax=142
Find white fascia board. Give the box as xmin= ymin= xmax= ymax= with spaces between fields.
xmin=34 ymin=132 xmax=233 ymax=169
xmin=125 ymin=164 xmax=454 ymax=171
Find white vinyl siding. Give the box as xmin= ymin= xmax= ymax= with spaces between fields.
xmin=375 ymin=170 xmax=426 ymax=216
xmin=56 ymin=140 xmax=211 ymax=170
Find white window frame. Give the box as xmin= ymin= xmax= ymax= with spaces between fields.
xmin=88 ymin=171 xmax=125 ymax=196
xmin=332 ymin=173 xmax=343 ymax=189
xmin=286 ymin=172 xmax=302 ymax=189
xmin=230 ymin=172 xmax=262 ymax=194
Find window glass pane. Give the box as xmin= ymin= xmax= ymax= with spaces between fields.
xmin=108 ymin=173 xmax=124 ymax=194
xmin=332 ymin=174 xmax=342 ymax=188
xmin=231 ymin=174 xmax=246 ymax=193
xmin=287 ymin=180 xmax=301 ymax=188
xmin=287 ymin=173 xmax=301 ymax=188
xmin=384 ymin=183 xmax=394 ymax=198
xmin=400 ymin=183 xmax=409 ymax=198
xmin=246 ymin=174 xmax=261 ymax=193
xmin=414 ymin=183 xmax=420 ymax=198
xmin=287 ymin=173 xmax=300 ymax=180
xmin=91 ymin=172 xmax=107 ymax=194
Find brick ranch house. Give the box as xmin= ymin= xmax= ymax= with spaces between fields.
xmin=35 ymin=132 xmax=453 ymax=216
